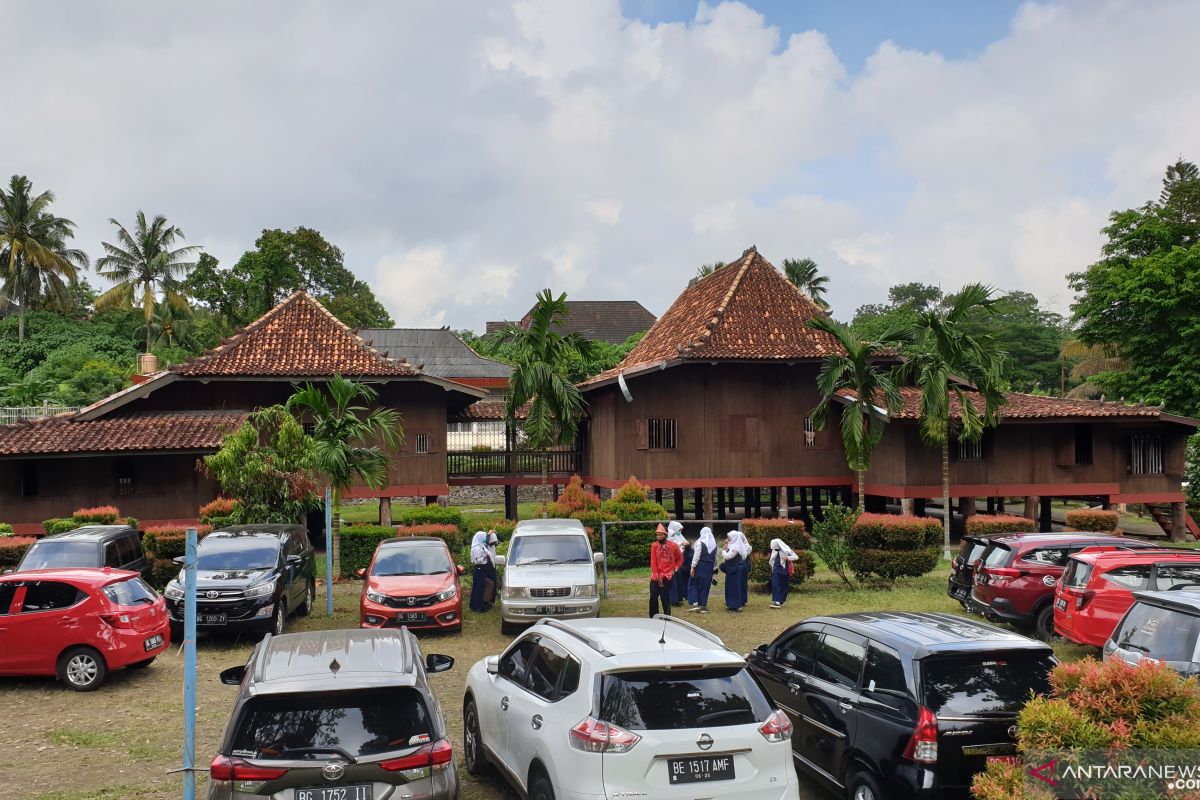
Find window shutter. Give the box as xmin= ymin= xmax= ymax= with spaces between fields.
xmin=635 ymin=418 xmax=648 ymax=450
xmin=728 ymin=416 xmax=746 ymax=451
xmin=746 ymin=417 xmax=762 ymax=452
xmin=1054 ymin=429 xmax=1074 ymax=466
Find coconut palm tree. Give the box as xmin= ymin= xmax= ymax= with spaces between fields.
xmin=809 ymin=316 xmax=904 ymax=509
xmin=0 ymin=175 xmax=88 ymax=341
xmin=892 ymin=284 xmax=1008 ymax=558
xmin=783 ymin=257 xmax=829 ymax=308
xmin=689 ymin=261 xmax=726 ymax=286
xmin=1060 ymin=339 xmax=1127 ymax=398
xmin=95 ymin=212 xmax=200 ymax=352
xmin=149 ymin=300 xmax=196 ymax=350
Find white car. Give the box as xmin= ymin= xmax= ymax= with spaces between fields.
xmin=494 ymin=519 xmax=604 ymax=635
xmin=462 ymin=616 xmax=801 ymax=800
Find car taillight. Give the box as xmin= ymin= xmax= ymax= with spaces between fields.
xmin=568 ymin=717 xmax=641 ymax=753
xmin=902 ymin=706 xmax=938 ymax=764
xmin=209 ymin=754 xmax=287 ymax=782
xmin=758 ymin=709 xmax=793 ymax=742
xmin=100 ymin=613 xmax=134 ymax=629
xmin=380 ymin=739 xmax=453 ymax=771
xmin=1076 ymin=589 xmax=1095 ymax=610
xmin=987 ymin=567 xmax=1021 ymax=582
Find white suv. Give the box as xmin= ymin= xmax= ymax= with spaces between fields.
xmin=462 ymin=616 xmax=801 ymax=800
xmin=494 ymin=519 xmax=603 ymax=635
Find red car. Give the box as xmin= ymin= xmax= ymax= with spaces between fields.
xmin=1056 ymin=548 xmax=1200 ymax=647
xmin=971 ymin=533 xmax=1159 ymax=639
xmin=0 ymin=568 xmax=170 ymax=691
xmin=359 ymin=537 xmax=464 ymax=633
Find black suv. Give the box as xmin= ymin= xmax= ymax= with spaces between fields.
xmin=747 ymin=611 xmax=1055 ymax=800
xmin=16 ymin=525 xmax=150 ymax=577
xmin=946 ymin=534 xmax=993 ymax=608
xmin=211 ymin=629 xmax=456 ymax=800
xmin=164 ymin=524 xmax=315 ymax=638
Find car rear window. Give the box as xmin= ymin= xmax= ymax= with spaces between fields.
xmin=1154 ymin=564 xmax=1200 ymax=591
xmin=231 ymin=689 xmax=432 ymax=759
xmin=1114 ymin=604 xmax=1200 ymax=663
xmin=600 ymin=667 xmax=772 ymax=730
xmin=20 ymin=541 xmax=96 ymax=569
xmin=921 ymin=653 xmax=1053 ymax=716
xmin=982 ymin=544 xmax=1014 ymax=568
xmin=1063 ymin=559 xmax=1092 ymax=589
xmin=103 ymin=578 xmax=158 ymax=606
xmin=966 ymin=541 xmax=988 ymax=564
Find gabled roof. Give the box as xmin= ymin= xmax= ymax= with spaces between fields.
xmin=358 ymin=328 xmax=512 ymax=380
xmin=174 ymin=292 xmax=420 ymax=378
xmin=488 ymin=300 xmax=656 ymax=345
xmin=581 ymin=247 xmax=842 ymax=388
xmin=0 ymin=411 xmax=247 ymax=456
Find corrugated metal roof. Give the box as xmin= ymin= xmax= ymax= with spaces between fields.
xmin=359 ymin=328 xmax=513 ymax=380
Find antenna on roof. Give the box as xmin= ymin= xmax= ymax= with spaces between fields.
xmin=658 ymin=616 xmax=668 ymax=645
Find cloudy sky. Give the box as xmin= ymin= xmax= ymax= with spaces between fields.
xmin=4 ymin=0 xmax=1197 ymax=330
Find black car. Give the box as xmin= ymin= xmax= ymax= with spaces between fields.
xmin=16 ymin=525 xmax=150 ymax=578
xmin=747 ymin=611 xmax=1055 ymax=800
xmin=947 ymin=535 xmax=992 ymax=607
xmin=163 ymin=524 xmax=315 ymax=638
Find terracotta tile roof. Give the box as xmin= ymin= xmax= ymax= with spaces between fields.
xmin=848 ymin=386 xmax=1178 ymax=422
xmin=452 ymin=400 xmax=528 ymax=421
xmin=581 ymin=248 xmax=842 ymax=387
xmin=0 ymin=411 xmax=247 ymax=456
xmin=487 ymin=301 xmax=657 ymax=345
xmin=174 ymin=292 xmax=418 ymax=378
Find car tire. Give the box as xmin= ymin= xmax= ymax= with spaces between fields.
xmin=58 ymin=647 xmax=108 ymax=692
xmin=126 ymin=658 xmax=155 ymax=670
xmin=463 ymin=698 xmax=490 ymax=776
xmin=296 ymin=579 xmax=315 ymax=617
xmin=846 ymin=769 xmax=885 ymax=800
xmin=1034 ymin=604 xmax=1056 ymax=641
xmin=529 ymin=771 xmax=555 ymax=800
xmin=270 ymin=600 xmax=287 ymax=636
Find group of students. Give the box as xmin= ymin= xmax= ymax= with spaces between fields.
xmin=650 ymin=521 xmax=801 ymax=617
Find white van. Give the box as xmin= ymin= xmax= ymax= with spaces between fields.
xmin=494 ymin=519 xmax=603 ymax=635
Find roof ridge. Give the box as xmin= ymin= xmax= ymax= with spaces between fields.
xmin=678 ymin=247 xmax=756 ymax=357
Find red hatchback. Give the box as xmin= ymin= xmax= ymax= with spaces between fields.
xmin=0 ymin=568 xmax=170 ymax=690
xmin=359 ymin=537 xmax=464 ymax=633
xmin=1056 ymin=549 xmax=1200 ymax=647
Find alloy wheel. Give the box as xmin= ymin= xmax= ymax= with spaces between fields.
xmin=67 ymin=654 xmax=99 ymax=687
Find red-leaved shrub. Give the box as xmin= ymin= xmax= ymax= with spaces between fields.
xmin=965 ymin=514 xmax=1035 ymax=536
xmin=1064 ymin=508 xmax=1119 ymax=532
xmin=0 ymin=537 xmax=36 ymax=569
xmin=72 ymin=505 xmax=121 ymax=524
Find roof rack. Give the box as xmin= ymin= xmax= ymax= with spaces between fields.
xmin=652 ymin=615 xmax=732 ymax=651
xmin=535 ymin=619 xmax=613 ymax=657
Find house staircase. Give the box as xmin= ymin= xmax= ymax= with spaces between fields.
xmin=1144 ymin=503 xmax=1200 ymax=540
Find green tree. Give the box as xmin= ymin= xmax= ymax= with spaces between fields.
xmin=1186 ymin=433 xmax=1199 ymax=511
xmin=95 ymin=211 xmax=200 ymax=352
xmin=810 ymin=316 xmax=903 ymax=509
xmin=689 ymin=260 xmax=726 ymax=286
xmin=1059 ymin=339 xmax=1127 ymax=399
xmin=2 ymin=374 xmax=55 ymax=406
xmin=783 ymin=257 xmax=829 ymax=308
xmin=182 ymin=252 xmax=243 ymax=326
xmin=893 ymin=284 xmax=1008 ymax=557
xmin=0 ymin=175 xmax=88 ymax=341
xmin=811 ymin=504 xmax=858 ymax=589
xmin=149 ymin=300 xmax=196 ymax=349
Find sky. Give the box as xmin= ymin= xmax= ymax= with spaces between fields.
xmin=3 ymin=1 xmax=1197 ymax=332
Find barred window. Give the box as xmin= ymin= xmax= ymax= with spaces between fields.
xmin=803 ymin=416 xmax=817 ymax=448
xmin=647 ymin=418 xmax=677 ymax=450
xmin=415 ymin=433 xmax=429 ymax=455
xmin=957 ymin=438 xmax=983 ymax=460
xmin=1130 ymin=434 xmax=1163 ymax=475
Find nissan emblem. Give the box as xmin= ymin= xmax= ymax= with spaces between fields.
xmin=696 ymin=733 xmax=714 ymax=751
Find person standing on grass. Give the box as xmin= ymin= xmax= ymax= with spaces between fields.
xmin=469 ymin=530 xmax=498 ymax=612
xmin=666 ymin=521 xmax=691 ymax=604
xmin=649 ymin=524 xmax=684 ymax=617
xmin=720 ymin=530 xmax=751 ymax=613
xmin=768 ymin=538 xmax=799 ymax=609
xmin=687 ymin=526 xmax=718 ymax=614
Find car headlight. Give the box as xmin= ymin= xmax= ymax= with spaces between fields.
xmin=502 ymin=586 xmax=527 ymax=599
xmin=434 ymin=585 xmax=457 ymax=602
xmin=574 ymin=584 xmax=598 ymax=598
xmin=366 ymin=589 xmax=388 ymax=604
xmin=164 ymin=581 xmax=183 ymax=601
xmin=245 ymin=580 xmax=276 ymax=599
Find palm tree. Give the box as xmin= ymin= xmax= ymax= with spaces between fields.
xmin=689 ymin=261 xmax=726 ymax=286
xmin=783 ymin=257 xmax=829 ymax=308
xmin=809 ymin=317 xmax=903 ymax=509
xmin=0 ymin=176 xmax=88 ymax=341
xmin=286 ymin=376 xmax=403 ymax=574
xmin=892 ymin=284 xmax=1008 ymax=558
xmin=95 ymin=212 xmax=200 ymax=353
xmin=1060 ymin=339 xmax=1127 ymax=398
xmin=150 ymin=300 xmax=195 ymax=350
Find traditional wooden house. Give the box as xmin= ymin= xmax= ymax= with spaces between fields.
xmin=579 ymin=247 xmax=1198 ymax=537
xmin=0 ymin=293 xmax=484 ymax=534
xmin=487 ymin=300 xmax=656 ymax=345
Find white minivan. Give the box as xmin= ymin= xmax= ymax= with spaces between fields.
xmin=494 ymin=519 xmax=603 ymax=635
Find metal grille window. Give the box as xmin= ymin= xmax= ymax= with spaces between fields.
xmin=957 ymin=438 xmax=983 ymax=460
xmin=647 ymin=418 xmax=677 ymax=450
xmin=803 ymin=416 xmax=817 ymax=448
xmin=1130 ymin=434 xmax=1163 ymax=475
xmin=115 ymin=461 xmax=135 ymax=497
xmin=414 ymin=433 xmax=429 ymax=454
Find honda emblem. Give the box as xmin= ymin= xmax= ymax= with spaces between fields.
xmin=407 ymin=597 xmax=416 ymax=606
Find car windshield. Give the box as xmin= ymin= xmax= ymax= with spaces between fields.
xmin=103 ymin=577 xmax=158 ymax=606
xmin=195 ymin=537 xmax=279 ymax=571
xmin=922 ymin=652 xmax=1054 ymax=716
xmin=1114 ymin=603 xmax=1200 ymax=663
xmin=231 ymin=688 xmax=432 ymax=759
xmin=508 ymin=534 xmax=591 ymax=565
xmin=20 ymin=541 xmax=96 ymax=569
xmin=600 ymin=667 xmax=772 ymax=730
xmin=983 ymin=544 xmax=1014 ymax=568
xmin=372 ymin=546 xmax=452 ymax=576
xmin=1063 ymin=559 xmax=1093 ymax=589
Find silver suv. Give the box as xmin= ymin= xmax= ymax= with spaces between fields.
xmin=208 ymin=628 xmax=457 ymax=800
xmin=494 ymin=519 xmax=603 ymax=635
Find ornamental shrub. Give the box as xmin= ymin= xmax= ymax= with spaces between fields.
xmin=0 ymin=523 xmax=12 ymax=537
xmin=554 ymin=475 xmax=601 ymax=516
xmin=742 ymin=519 xmax=813 ymax=587
xmin=0 ymin=537 xmax=35 ymax=569
xmin=612 ymin=476 xmax=651 ymax=504
xmin=847 ymin=514 xmax=941 ymax=583
xmin=42 ymin=517 xmax=78 ymax=535
xmin=598 ymin=482 xmax=667 ymax=570
xmin=340 ymin=525 xmax=395 ymax=577
xmin=199 ymin=497 xmax=239 ymax=526
xmin=72 ymin=505 xmax=121 ymax=524
xmin=393 ymin=505 xmax=465 ymax=533
xmin=141 ymin=525 xmax=213 ymax=560
xmin=147 ymin=559 xmax=180 ymax=590
xmin=1064 ymin=509 xmax=1119 ymax=532
xmin=395 ymin=521 xmax=464 ymax=552
xmin=811 ymin=505 xmax=858 ymax=589
xmin=965 ymin=514 xmax=1035 ymax=536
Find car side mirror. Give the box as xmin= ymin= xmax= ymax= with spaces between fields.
xmin=172 ymin=556 xmax=185 ymax=566
xmin=456 ymin=564 xmax=466 ymax=576
xmin=593 ymin=552 xmax=604 ymax=564
xmin=355 ymin=568 xmax=367 ymax=579
xmin=493 ymin=555 xmax=506 ymax=567
xmin=485 ymin=655 xmax=500 ymax=675
xmin=426 ymin=653 xmax=455 ymax=673
xmin=752 ymin=643 xmax=769 ymax=658
xmin=286 ymin=554 xmax=301 ymax=566
xmin=219 ymin=665 xmax=246 ymax=686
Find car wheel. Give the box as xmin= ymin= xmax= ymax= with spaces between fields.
xmin=530 ymin=771 xmax=555 ymax=800
xmin=58 ymin=647 xmax=108 ymax=692
xmin=846 ymin=769 xmax=885 ymax=800
xmin=463 ymin=699 xmax=490 ymax=776
xmin=297 ymin=579 xmax=315 ymax=617
xmin=270 ymin=600 xmax=287 ymax=636
xmin=126 ymin=658 xmax=155 ymax=670
xmin=1034 ymin=604 xmax=1056 ymax=641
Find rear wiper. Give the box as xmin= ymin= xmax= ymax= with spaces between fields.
xmin=1119 ymin=641 xmax=1152 ymax=654
xmin=696 ymin=709 xmax=752 ymax=724
xmin=279 ymin=746 xmax=357 ymax=763
xmin=130 ymin=597 xmax=155 ymax=604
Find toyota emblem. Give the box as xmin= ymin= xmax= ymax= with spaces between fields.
xmin=322 ymin=763 xmax=345 ymax=782
xmin=696 ymin=733 xmax=713 ymax=751
xmin=1008 ymin=725 xmax=1018 ymax=738
xmin=206 ymin=590 xmax=219 ymax=599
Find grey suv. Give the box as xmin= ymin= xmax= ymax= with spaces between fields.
xmin=16 ymin=525 xmax=149 ymax=577
xmin=209 ymin=628 xmax=457 ymax=800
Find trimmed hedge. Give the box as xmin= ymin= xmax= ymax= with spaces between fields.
xmin=1065 ymin=509 xmax=1119 ymax=532
xmin=340 ymin=523 xmax=460 ymax=578
xmin=148 ymin=559 xmax=180 ymax=590
xmin=743 ymin=519 xmax=813 ymax=587
xmin=393 ymin=522 xmax=463 ymax=552
xmin=848 ymin=513 xmax=941 ymax=582
xmin=72 ymin=505 xmax=121 ymax=524
xmin=0 ymin=537 xmax=35 ymax=569
xmin=966 ymin=514 xmax=1036 ymax=536
xmin=141 ymin=525 xmax=213 ymax=560
xmin=42 ymin=517 xmax=78 ymax=535
xmin=199 ymin=497 xmax=238 ymax=525
xmin=849 ymin=547 xmax=940 ymax=581
xmin=393 ymin=505 xmax=465 ymax=532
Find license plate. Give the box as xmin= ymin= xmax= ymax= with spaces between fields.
xmin=535 ymin=605 xmax=567 ymax=615
xmin=668 ymin=755 xmax=735 ymax=784
xmin=988 ymin=755 xmax=1021 ymax=767
xmin=144 ymin=634 xmax=163 ymax=651
xmin=398 ymin=612 xmax=426 ymax=622
xmin=199 ymin=613 xmax=226 ymax=625
xmin=1055 ymin=597 xmax=1067 ymax=611
xmin=951 ymin=585 xmax=968 ymax=599
xmin=296 ymin=786 xmax=373 ymax=800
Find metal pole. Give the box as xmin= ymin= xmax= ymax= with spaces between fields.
xmin=601 ymin=522 xmax=608 ymax=599
xmin=325 ymin=485 xmax=334 ymax=617
xmin=183 ymin=526 xmax=197 ymax=800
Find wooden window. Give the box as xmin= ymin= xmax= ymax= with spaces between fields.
xmin=647 ymin=418 xmax=677 ymax=450
xmin=115 ymin=461 xmax=135 ymax=497
xmin=414 ymin=433 xmax=429 ymax=455
xmin=1074 ymin=424 xmax=1094 ymax=466
xmin=1130 ymin=434 xmax=1163 ymax=475
xmin=727 ymin=416 xmax=762 ymax=452
xmin=957 ymin=438 xmax=983 ymax=460
xmin=20 ymin=461 xmax=37 ymax=498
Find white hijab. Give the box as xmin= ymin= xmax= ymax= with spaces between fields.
xmin=696 ymin=526 xmax=717 ymax=554
xmin=723 ymin=531 xmax=752 ymax=560
xmin=770 ymin=538 xmax=798 ymax=566
xmin=470 ymin=531 xmax=491 ymax=564
xmin=667 ymin=520 xmax=687 ymax=549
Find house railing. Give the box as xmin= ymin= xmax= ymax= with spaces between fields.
xmin=447 ymin=449 xmax=582 ymax=477
xmin=0 ymin=404 xmax=82 ymax=426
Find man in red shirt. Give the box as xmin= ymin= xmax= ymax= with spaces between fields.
xmin=650 ymin=523 xmax=684 ymax=617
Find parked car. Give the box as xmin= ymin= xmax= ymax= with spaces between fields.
xmin=1104 ymin=590 xmax=1200 ymax=676
xmin=1055 ymin=548 xmax=1200 ymax=647
xmin=970 ymin=532 xmax=1159 ymax=638
xmin=747 ymin=611 xmax=1055 ymax=800
xmin=463 ymin=615 xmax=801 ymax=800
xmin=358 ymin=536 xmax=465 ymax=633
xmin=15 ymin=525 xmax=150 ymax=577
xmin=493 ymin=519 xmax=603 ymax=635
xmin=209 ymin=628 xmax=457 ymax=800
xmin=0 ymin=567 xmax=169 ymax=690
xmin=947 ymin=534 xmax=995 ymax=607
xmin=163 ymin=524 xmax=315 ymax=638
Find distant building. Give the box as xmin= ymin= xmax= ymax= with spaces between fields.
xmin=486 ymin=300 xmax=656 ymax=345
